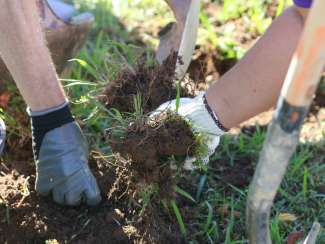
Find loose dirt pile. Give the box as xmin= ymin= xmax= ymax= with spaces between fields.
xmin=0 ymin=159 xmax=132 ymax=244
xmin=101 ymin=53 xmax=195 ymax=114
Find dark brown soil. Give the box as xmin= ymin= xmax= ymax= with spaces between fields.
xmin=101 ymin=53 xmax=195 ymax=114
xmin=0 ymin=112 xmax=198 ymax=243
xmin=312 ymin=81 xmax=325 ymax=110
xmin=108 ymin=113 xmax=197 ymax=243
xmin=0 ymin=155 xmax=133 ymax=244
xmin=188 ymin=48 xmax=237 ymax=86
xmin=211 ymin=157 xmax=255 ymax=188
xmin=318 ymin=185 xmax=325 ymax=194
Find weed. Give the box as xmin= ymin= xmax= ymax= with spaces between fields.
xmin=171 ymin=199 xmax=187 ymax=237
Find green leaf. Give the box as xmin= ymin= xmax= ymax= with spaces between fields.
xmin=203 ymin=201 xmax=213 ymax=233
xmin=196 ymin=174 xmax=207 ymax=201
xmin=171 ymin=199 xmax=187 ymax=237
xmin=69 ymin=58 xmax=98 ymax=79
xmin=175 ymin=80 xmax=181 ymax=113
xmin=175 ymin=186 xmax=196 ymax=203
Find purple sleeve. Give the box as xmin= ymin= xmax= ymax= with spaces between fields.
xmin=293 ymin=0 xmax=313 ymax=8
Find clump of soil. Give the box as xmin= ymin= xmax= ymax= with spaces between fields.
xmin=101 ymin=53 xmax=195 ymax=113
xmin=188 ymin=48 xmax=237 ymax=86
xmin=108 ymin=112 xmax=198 ymax=243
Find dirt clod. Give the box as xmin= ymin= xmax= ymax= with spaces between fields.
xmin=108 ymin=112 xmax=198 ymax=243
xmin=101 ymin=53 xmax=194 ymax=114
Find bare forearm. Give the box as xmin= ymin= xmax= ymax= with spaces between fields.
xmin=206 ymin=7 xmax=306 ymax=129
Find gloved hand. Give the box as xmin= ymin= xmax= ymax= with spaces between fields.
xmin=153 ymin=93 xmax=226 ymax=170
xmin=33 ymin=121 xmax=101 ymax=206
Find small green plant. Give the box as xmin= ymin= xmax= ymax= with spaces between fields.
xmin=133 ymin=92 xmax=143 ymax=117
xmin=175 ymin=186 xmax=196 ymax=203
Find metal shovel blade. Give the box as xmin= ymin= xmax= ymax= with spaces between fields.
xmin=175 ymin=0 xmax=200 ymax=80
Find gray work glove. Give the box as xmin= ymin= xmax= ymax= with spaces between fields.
xmin=34 ymin=122 xmax=101 ymax=206
xmin=153 ymin=93 xmax=226 ymax=170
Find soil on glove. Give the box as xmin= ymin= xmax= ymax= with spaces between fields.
xmin=101 ymin=53 xmax=195 ymax=114
xmin=108 ymin=112 xmax=198 ymax=243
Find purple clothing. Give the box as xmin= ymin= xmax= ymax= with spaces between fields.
xmin=293 ymin=0 xmax=313 ymax=8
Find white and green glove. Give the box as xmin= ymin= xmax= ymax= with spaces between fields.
xmin=153 ymin=93 xmax=227 ymax=170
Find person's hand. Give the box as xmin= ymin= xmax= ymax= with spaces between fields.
xmin=152 ymin=93 xmax=226 ymax=170
xmin=33 ymin=122 xmax=101 ymax=206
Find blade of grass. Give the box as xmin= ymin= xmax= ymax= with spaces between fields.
xmin=196 ymin=174 xmax=207 ymax=201
xmin=175 ymin=80 xmax=181 ymax=113
xmin=303 ymin=166 xmax=309 ymax=200
xmin=224 ymin=197 xmax=235 ymax=244
xmin=203 ymin=201 xmax=213 ymax=233
xmin=69 ymin=58 xmax=99 ymax=79
xmin=276 ymin=0 xmax=287 ymax=16
xmin=175 ymin=186 xmax=196 ymax=203
xmin=171 ymin=199 xmax=187 ymax=237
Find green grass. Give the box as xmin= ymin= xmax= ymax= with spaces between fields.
xmin=5 ymin=0 xmax=320 ymax=243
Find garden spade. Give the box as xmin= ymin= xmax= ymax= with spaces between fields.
xmin=246 ymin=0 xmax=325 ymax=243
xmin=157 ymin=0 xmax=200 ymax=80
xmin=175 ymin=0 xmax=200 ymax=79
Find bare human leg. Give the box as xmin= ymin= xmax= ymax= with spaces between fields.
xmin=0 ymin=0 xmax=66 ymax=112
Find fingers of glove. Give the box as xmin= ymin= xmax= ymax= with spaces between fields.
xmin=151 ymin=98 xmax=194 ymax=117
xmin=183 ymin=136 xmax=220 ymax=170
xmin=52 ymin=167 xmax=101 ymax=206
xmin=184 ymin=156 xmax=197 ymax=170
xmin=155 ymin=99 xmax=176 ymax=112
xmin=52 ymin=183 xmax=66 ymax=205
xmin=81 ymin=167 xmax=102 ymax=206
xmin=64 ymin=188 xmax=83 ymax=206
xmin=183 ymin=154 xmax=209 ymax=171
xmin=35 ymin=179 xmax=51 ymax=196
xmin=207 ymin=136 xmax=220 ymax=157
